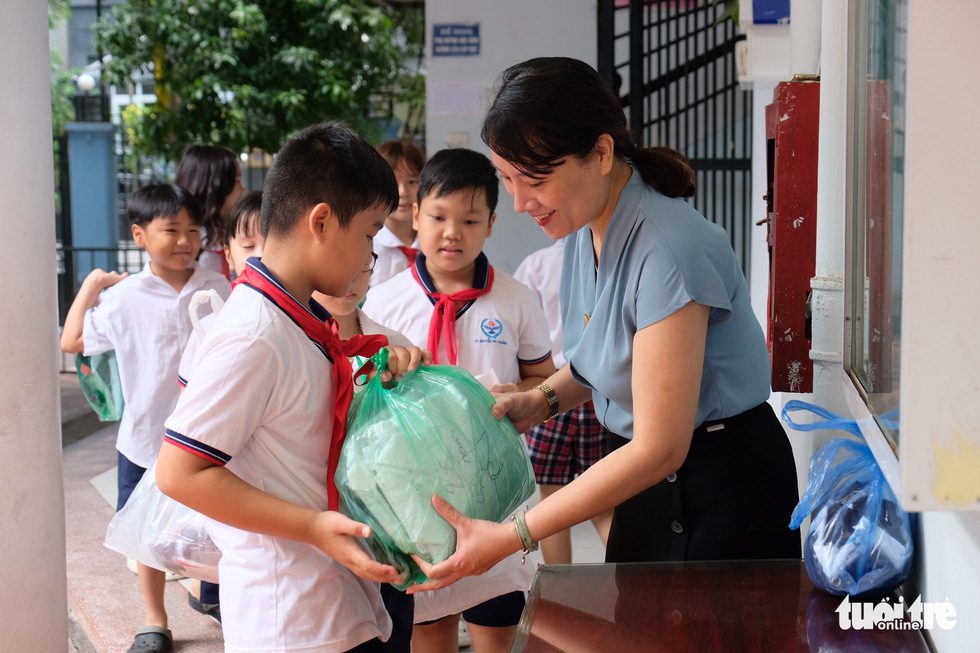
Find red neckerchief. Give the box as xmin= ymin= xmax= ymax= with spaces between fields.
xmin=235 ymin=260 xmax=353 ymax=511
xmin=335 ymin=324 xmax=389 ymax=381
xmin=397 ymin=245 xmax=419 ymax=264
xmin=331 ymin=320 xmax=388 ymax=358
xmin=410 ymin=254 xmax=494 ymax=365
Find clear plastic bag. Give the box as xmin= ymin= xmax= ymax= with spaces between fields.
xmin=336 ymin=349 xmax=536 ymax=589
xmin=783 ymin=401 xmax=912 ymax=598
xmin=104 ymin=462 xmax=220 ymax=583
xmin=76 ymin=351 xmax=124 ymax=421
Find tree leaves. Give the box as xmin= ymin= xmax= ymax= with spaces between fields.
xmin=97 ymin=0 xmax=413 ymax=160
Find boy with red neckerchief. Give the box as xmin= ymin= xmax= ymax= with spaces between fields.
xmin=363 ymin=148 xmax=555 ymax=653
xmin=156 ymin=122 xmax=425 ymax=653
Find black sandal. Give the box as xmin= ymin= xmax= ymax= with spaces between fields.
xmin=127 ymin=625 xmax=173 ymax=653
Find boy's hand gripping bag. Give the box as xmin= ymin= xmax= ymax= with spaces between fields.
xmin=335 ymin=349 xmax=536 ymax=589
xmin=75 ymin=351 xmax=124 ymax=421
xmin=783 ymin=401 xmax=912 ymax=598
xmin=104 ymin=462 xmax=220 ymax=583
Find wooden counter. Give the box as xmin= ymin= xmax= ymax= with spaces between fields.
xmin=512 ymin=561 xmax=931 ymax=652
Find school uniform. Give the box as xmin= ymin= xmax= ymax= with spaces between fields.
xmin=363 ymin=252 xmax=551 ymax=625
xmin=164 ymin=259 xmax=392 ymax=653
xmin=514 ymin=240 xmax=566 ymax=367
xmin=364 ymin=253 xmax=553 ymax=380
xmin=198 ymin=248 xmax=229 ymax=278
xmin=176 ymin=290 xmax=414 ymax=647
xmin=82 ymin=263 xmax=230 ymax=476
xmin=515 ymin=240 xmax=611 ymax=486
xmin=369 ymin=225 xmax=419 ymax=289
xmin=357 ymin=309 xmax=413 ymax=348
xmin=561 ymin=171 xmax=801 ymax=563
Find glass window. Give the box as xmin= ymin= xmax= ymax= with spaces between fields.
xmin=846 ymin=0 xmax=907 ymax=445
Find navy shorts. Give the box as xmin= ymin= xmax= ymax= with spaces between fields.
xmin=417 ymin=591 xmax=525 ymax=628
xmin=116 ymin=451 xmax=147 ymax=511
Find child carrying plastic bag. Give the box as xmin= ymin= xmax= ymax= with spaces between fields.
xmin=336 ymin=348 xmax=537 ymax=589
xmin=104 ymin=461 xmax=220 ymax=583
xmin=783 ymin=400 xmax=912 ymax=598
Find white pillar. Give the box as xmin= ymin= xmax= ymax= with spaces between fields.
xmin=789 ymin=0 xmax=822 ymax=76
xmin=810 ymin=0 xmax=849 ymax=415
xmin=0 ymin=1 xmax=70 ymax=650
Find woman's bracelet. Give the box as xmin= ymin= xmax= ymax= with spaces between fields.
xmin=512 ymin=509 xmax=539 ymax=562
xmin=534 ymin=382 xmax=560 ymax=421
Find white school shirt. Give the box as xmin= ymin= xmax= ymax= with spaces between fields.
xmin=369 ymin=224 xmax=418 ymax=288
xmin=82 ymin=263 xmax=230 ymax=468
xmin=164 ymin=270 xmax=392 ymax=652
xmin=362 ymin=253 xmax=553 ymax=385
xmin=356 ymin=308 xmax=413 ymax=348
xmin=514 ymin=240 xmax=566 ymax=367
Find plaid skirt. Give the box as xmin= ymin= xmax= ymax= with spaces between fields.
xmin=524 ymin=400 xmax=611 ymax=485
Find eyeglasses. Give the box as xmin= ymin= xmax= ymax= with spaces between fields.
xmin=364 ymin=252 xmax=378 ymax=273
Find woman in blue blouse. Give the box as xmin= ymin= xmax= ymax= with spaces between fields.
xmin=413 ymin=57 xmax=800 ymax=589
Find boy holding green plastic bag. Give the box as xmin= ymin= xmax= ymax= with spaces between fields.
xmin=156 ymin=123 xmax=426 ymax=653
xmin=363 ymin=148 xmax=555 ymax=653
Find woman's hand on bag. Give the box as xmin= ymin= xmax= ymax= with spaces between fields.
xmin=407 ymin=495 xmax=521 ymax=594
xmin=309 ymin=511 xmax=403 ymax=585
xmin=491 ymin=387 xmax=548 ymax=432
xmin=381 ymin=345 xmax=431 ymax=382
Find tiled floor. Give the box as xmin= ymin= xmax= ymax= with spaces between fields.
xmin=62 ymin=374 xmax=606 ymax=652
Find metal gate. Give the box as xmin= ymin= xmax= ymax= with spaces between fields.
xmin=598 ymin=0 xmax=753 ymax=274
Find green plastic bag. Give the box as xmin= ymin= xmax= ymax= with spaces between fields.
xmin=75 ymin=351 xmax=124 ymax=422
xmin=336 ymin=349 xmax=535 ymax=589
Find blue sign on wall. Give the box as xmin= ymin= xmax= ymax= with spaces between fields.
xmin=753 ymin=0 xmax=791 ymax=24
xmin=432 ymin=23 xmax=480 ymax=57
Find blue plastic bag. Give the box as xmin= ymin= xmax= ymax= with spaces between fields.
xmin=783 ymin=400 xmax=912 ymax=598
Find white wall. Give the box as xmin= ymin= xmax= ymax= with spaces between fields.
xmin=900 ymin=1 xmax=980 ymax=649
xmin=425 ymin=0 xmax=597 ymax=273
xmin=812 ymin=1 xmax=980 ymax=650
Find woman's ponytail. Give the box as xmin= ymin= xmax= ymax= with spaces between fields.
xmin=628 ymin=145 xmax=696 ymax=199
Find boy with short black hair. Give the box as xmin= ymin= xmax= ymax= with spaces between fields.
xmin=60 ymin=183 xmax=231 ymax=653
xmin=156 ymin=122 xmax=424 ymax=653
xmin=363 ymin=148 xmax=555 ymax=653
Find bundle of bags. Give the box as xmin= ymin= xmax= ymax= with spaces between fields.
xmin=336 ymin=349 xmax=536 ymax=588
xmin=784 ymin=401 xmax=912 ymax=598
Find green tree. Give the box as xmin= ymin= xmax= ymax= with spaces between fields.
xmin=98 ymin=0 xmax=415 ymax=160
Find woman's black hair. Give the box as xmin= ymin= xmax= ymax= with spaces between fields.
xmin=481 ymin=57 xmax=695 ymax=199
xmin=175 ymin=145 xmax=239 ymax=247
